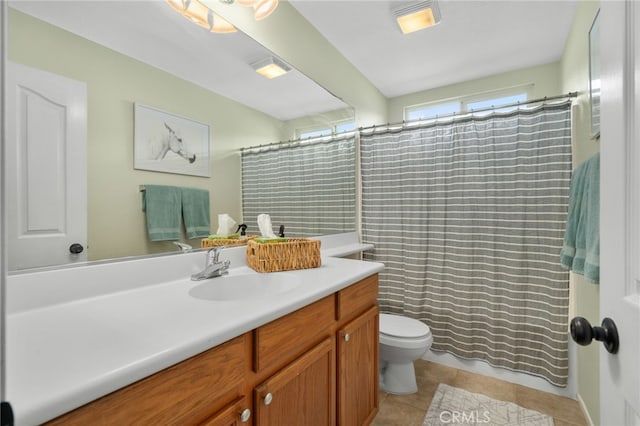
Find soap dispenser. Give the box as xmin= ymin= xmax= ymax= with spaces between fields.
xmin=236 ymin=223 xmax=248 ymax=239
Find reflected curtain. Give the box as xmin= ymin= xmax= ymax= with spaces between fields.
xmin=241 ymin=135 xmax=356 ymax=236
xmin=360 ymin=102 xmax=572 ymax=386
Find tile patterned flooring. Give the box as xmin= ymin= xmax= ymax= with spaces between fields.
xmin=373 ymin=360 xmax=588 ymax=426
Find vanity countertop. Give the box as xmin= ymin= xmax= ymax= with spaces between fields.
xmin=6 ymin=250 xmax=383 ymax=425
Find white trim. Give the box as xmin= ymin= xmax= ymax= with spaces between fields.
xmin=577 ymin=393 xmax=596 ymax=426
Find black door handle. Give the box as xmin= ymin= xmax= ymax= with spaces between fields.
xmin=69 ymin=243 xmax=84 ymax=254
xmin=570 ymin=316 xmax=619 ymax=354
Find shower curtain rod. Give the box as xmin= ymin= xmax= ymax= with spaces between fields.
xmin=359 ymin=91 xmax=578 ymax=134
xmin=240 ymin=128 xmax=356 ymax=154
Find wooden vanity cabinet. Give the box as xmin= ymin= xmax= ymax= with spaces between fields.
xmin=336 ymin=275 xmax=380 ymax=426
xmin=337 ymin=306 xmax=379 ymax=426
xmin=251 ymin=274 xmax=379 ymax=426
xmin=45 ymin=274 xmax=379 ymax=426
xmin=254 ymin=338 xmax=336 ymax=426
xmin=201 ymin=396 xmax=252 ymax=426
xmin=46 ymin=334 xmax=249 ymax=425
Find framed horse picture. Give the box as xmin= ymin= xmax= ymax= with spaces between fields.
xmin=134 ymin=103 xmax=211 ymax=177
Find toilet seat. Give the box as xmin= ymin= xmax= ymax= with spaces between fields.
xmin=379 ymin=314 xmax=433 ymax=349
xmin=380 ymin=314 xmax=430 ymax=338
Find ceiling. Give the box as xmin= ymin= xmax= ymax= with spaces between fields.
xmin=9 ymin=0 xmax=578 ymax=120
xmin=289 ymin=1 xmax=578 ymax=98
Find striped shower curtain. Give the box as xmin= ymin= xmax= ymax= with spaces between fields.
xmin=241 ymin=134 xmax=356 ymax=237
xmin=360 ymin=102 xmax=572 ymax=386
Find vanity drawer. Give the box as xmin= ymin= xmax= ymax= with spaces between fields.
xmin=46 ymin=334 xmax=247 ymax=425
xmin=336 ymin=274 xmax=379 ymax=322
xmin=254 ymin=295 xmax=335 ymax=373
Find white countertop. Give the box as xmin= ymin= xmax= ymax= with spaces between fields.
xmin=6 ymin=245 xmax=382 ymax=425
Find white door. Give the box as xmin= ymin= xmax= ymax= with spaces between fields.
xmin=6 ymin=62 xmax=87 ymax=270
xmin=599 ymin=1 xmax=640 ymax=425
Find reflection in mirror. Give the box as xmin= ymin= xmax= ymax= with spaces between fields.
xmin=6 ymin=0 xmax=354 ymax=271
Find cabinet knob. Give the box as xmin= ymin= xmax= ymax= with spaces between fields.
xmin=344 ymin=333 xmax=350 ymax=342
xmin=264 ymin=393 xmax=273 ymax=406
xmin=239 ymin=408 xmax=251 ymax=423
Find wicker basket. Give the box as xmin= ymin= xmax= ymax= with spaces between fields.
xmin=246 ymin=238 xmax=321 ymax=273
xmin=201 ymin=236 xmax=255 ymax=248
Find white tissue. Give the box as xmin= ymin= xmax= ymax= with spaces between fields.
xmin=216 ymin=214 xmax=237 ymax=236
xmin=257 ymin=214 xmax=278 ymax=238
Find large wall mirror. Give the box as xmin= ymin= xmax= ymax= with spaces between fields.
xmin=6 ymin=0 xmax=354 ymax=271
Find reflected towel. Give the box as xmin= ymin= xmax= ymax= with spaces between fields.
xmin=181 ymin=187 xmax=210 ymax=239
xmin=560 ymin=153 xmax=600 ymax=283
xmin=143 ymin=185 xmax=181 ymax=241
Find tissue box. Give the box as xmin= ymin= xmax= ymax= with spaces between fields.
xmin=201 ymin=236 xmax=255 ymax=248
xmin=246 ymin=238 xmax=321 ymax=273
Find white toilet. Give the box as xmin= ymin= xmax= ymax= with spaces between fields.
xmin=379 ymin=313 xmax=433 ymax=394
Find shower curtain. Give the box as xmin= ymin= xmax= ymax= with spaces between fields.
xmin=241 ymin=134 xmax=356 ymax=237
xmin=360 ymin=101 xmax=572 ymax=386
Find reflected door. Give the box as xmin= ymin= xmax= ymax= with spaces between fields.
xmin=6 ymin=62 xmax=87 ymax=270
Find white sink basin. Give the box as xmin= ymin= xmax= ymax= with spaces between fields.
xmin=189 ymin=271 xmax=300 ymax=301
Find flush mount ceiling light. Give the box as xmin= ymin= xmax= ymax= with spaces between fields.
xmin=394 ymin=0 xmax=441 ymax=34
xmin=167 ymin=0 xmax=279 ymax=34
xmin=251 ymin=57 xmax=291 ymax=79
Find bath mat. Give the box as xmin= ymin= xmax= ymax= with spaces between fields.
xmin=423 ymin=384 xmax=553 ymax=426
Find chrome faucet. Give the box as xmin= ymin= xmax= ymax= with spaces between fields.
xmin=173 ymin=241 xmax=193 ymax=252
xmin=191 ymin=247 xmax=230 ymax=280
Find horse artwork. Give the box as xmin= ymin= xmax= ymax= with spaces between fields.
xmin=134 ymin=103 xmax=210 ymax=177
xmin=151 ymin=123 xmax=197 ymax=164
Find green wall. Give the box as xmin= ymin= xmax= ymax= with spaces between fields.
xmin=9 ymin=8 xmax=285 ymax=261
xmin=561 ymin=1 xmax=601 ymax=424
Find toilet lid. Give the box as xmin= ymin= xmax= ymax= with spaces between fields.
xmin=380 ymin=313 xmax=430 ymax=338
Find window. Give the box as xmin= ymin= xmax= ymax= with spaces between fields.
xmin=466 ymin=93 xmax=528 ymax=115
xmin=404 ymin=88 xmax=530 ymax=122
xmin=406 ymin=101 xmax=461 ymax=121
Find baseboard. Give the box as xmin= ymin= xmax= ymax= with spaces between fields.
xmin=577 ymin=393 xmax=596 ymax=426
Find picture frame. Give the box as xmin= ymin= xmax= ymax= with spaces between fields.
xmin=134 ymin=103 xmax=211 ymax=177
xmin=588 ymin=9 xmax=600 ymax=139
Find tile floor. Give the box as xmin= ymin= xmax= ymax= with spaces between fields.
xmin=373 ymin=360 xmax=588 ymax=426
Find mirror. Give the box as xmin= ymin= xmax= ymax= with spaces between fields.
xmin=588 ymin=8 xmax=600 ymax=138
xmin=6 ymin=1 xmax=354 ymax=271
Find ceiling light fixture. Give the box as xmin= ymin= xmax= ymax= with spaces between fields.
xmin=251 ymin=57 xmax=291 ymax=79
xmin=167 ymin=0 xmax=279 ymax=34
xmin=394 ymin=0 xmax=441 ymax=34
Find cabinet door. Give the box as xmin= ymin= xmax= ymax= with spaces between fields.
xmin=254 ymin=338 xmax=335 ymax=426
xmin=202 ymin=396 xmax=251 ymax=426
xmin=337 ymin=306 xmax=379 ymax=426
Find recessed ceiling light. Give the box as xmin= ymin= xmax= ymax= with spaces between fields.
xmin=394 ymin=1 xmax=441 ymax=34
xmin=251 ymin=57 xmax=291 ymax=79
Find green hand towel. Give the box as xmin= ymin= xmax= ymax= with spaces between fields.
xmin=560 ymin=153 xmax=600 ymax=283
xmin=181 ymin=187 xmax=210 ymax=239
xmin=143 ymin=185 xmax=181 ymax=241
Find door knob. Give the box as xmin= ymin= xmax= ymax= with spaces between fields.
xmin=69 ymin=243 xmax=84 ymax=254
xmin=570 ymin=316 xmax=619 ymax=354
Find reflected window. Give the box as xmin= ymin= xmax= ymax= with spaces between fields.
xmin=297 ymin=120 xmax=356 ymax=140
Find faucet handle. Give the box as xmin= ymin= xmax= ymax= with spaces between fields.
xmin=207 ymin=246 xmax=224 ymax=263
